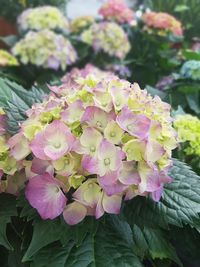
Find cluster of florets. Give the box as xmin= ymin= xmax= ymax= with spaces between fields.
xmin=0 ymin=50 xmax=19 ymax=67
xmin=81 ymin=22 xmax=130 ymax=59
xmin=0 ymin=108 xmax=25 ymax=194
xmin=17 ymin=6 xmax=69 ymax=32
xmin=142 ymin=12 xmax=183 ymax=37
xmin=70 ymin=16 xmax=94 ymax=33
xmin=180 ymin=60 xmax=200 ymax=80
xmin=98 ymin=0 xmax=134 ymax=24
xmin=174 ymin=114 xmax=200 ymax=156
xmin=12 ymin=30 xmax=77 ymax=70
xmin=1 ymin=65 xmax=177 ymax=225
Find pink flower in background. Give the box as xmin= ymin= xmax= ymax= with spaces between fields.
xmin=99 ymin=0 xmax=134 ymax=24
xmin=25 ymin=173 xmax=67 ymax=219
xmin=142 ymin=12 xmax=183 ymax=37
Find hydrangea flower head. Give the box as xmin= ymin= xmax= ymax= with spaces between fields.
xmin=98 ymin=0 xmax=134 ymax=24
xmin=142 ymin=12 xmax=183 ymax=37
xmin=174 ymin=114 xmax=200 ymax=156
xmin=0 ymin=50 xmax=19 ymax=67
xmin=18 ymin=6 xmax=69 ymax=32
xmin=12 ymin=30 xmax=77 ymax=70
xmin=81 ymin=22 xmax=130 ymax=59
xmin=70 ymin=16 xmax=94 ymax=33
xmin=180 ymin=60 xmax=200 ymax=80
xmin=3 ymin=65 xmax=177 ymax=224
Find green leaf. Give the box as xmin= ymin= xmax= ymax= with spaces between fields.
xmin=0 ymin=35 xmax=18 ymax=47
xmin=174 ymin=5 xmax=189 ymax=12
xmin=145 ymin=85 xmax=167 ymax=99
xmin=177 ymin=84 xmax=200 ymax=94
xmin=22 ymin=219 xmax=69 ymax=261
xmin=182 ymin=50 xmax=200 ymax=61
xmin=132 ymin=225 xmax=182 ymax=266
xmin=186 ymin=93 xmax=200 ymax=114
xmin=124 ymin=159 xmax=200 ymax=229
xmin=171 ymin=226 xmax=200 ymax=267
xmin=0 ymin=78 xmax=47 ymax=134
xmin=30 ymin=243 xmax=74 ymax=267
xmin=26 ymin=216 xmax=142 ymax=267
xmin=171 ymin=106 xmax=185 ymax=117
xmin=0 ymin=194 xmax=17 ymax=250
xmin=66 ymin=220 xmax=143 ymax=267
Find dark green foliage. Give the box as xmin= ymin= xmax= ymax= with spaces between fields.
xmin=0 ymin=78 xmax=47 ymax=134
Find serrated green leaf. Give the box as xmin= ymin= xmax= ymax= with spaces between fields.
xmin=30 ymin=242 xmax=74 ymax=267
xmin=0 ymin=78 xmax=47 ymax=134
xmin=22 ymin=219 xmax=69 ymax=261
xmin=132 ymin=225 xmax=182 ymax=266
xmin=124 ymin=159 xmax=200 ymax=229
xmin=66 ymin=220 xmax=143 ymax=267
xmin=0 ymin=194 xmax=17 ymax=250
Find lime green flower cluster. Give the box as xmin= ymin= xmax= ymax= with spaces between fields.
xmin=174 ymin=114 xmax=200 ymax=156
xmin=81 ymin=22 xmax=130 ymax=59
xmin=0 ymin=50 xmax=19 ymax=67
xmin=70 ymin=16 xmax=94 ymax=33
xmin=18 ymin=6 xmax=69 ymax=32
xmin=12 ymin=30 xmax=77 ymax=70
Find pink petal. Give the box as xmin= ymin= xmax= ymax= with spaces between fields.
xmin=30 ymin=131 xmax=49 ymax=160
xmin=151 ymin=187 xmax=163 ymax=202
xmin=116 ymin=106 xmax=151 ymax=139
xmin=81 ymin=155 xmax=98 ymax=174
xmin=8 ymin=132 xmax=30 ymax=160
xmin=31 ymin=158 xmax=54 ymax=175
xmin=102 ymin=193 xmax=122 ymax=214
xmin=25 ymin=173 xmax=67 ymax=219
xmin=63 ymin=202 xmax=87 ymax=225
xmin=98 ymin=176 xmax=127 ymax=196
xmin=118 ymin=161 xmax=141 ymax=185
xmin=145 ymin=140 xmax=165 ymax=163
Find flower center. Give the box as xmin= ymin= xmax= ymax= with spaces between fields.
xmin=104 ymin=158 xmax=110 ymax=166
xmin=115 ymin=100 xmax=120 ymax=107
xmin=96 ymin=121 xmax=102 ymax=128
xmin=54 ymin=142 xmax=61 ymax=149
xmin=88 ymin=182 xmax=94 ymax=189
xmin=127 ymin=124 xmax=132 ymax=131
xmin=110 ymin=131 xmax=116 ymax=137
xmin=65 ymin=159 xmax=70 ymax=165
xmin=126 ymin=148 xmax=132 ymax=154
xmin=55 ymin=187 xmax=60 ymax=193
xmin=90 ymin=145 xmax=96 ymax=152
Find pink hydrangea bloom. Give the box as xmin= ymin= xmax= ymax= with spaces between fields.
xmin=99 ymin=0 xmax=134 ymax=24
xmin=142 ymin=12 xmax=183 ymax=37
xmin=0 ymin=65 xmax=177 ymax=225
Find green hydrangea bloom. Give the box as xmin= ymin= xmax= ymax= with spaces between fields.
xmin=18 ymin=6 xmax=69 ymax=32
xmin=174 ymin=114 xmax=200 ymax=156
